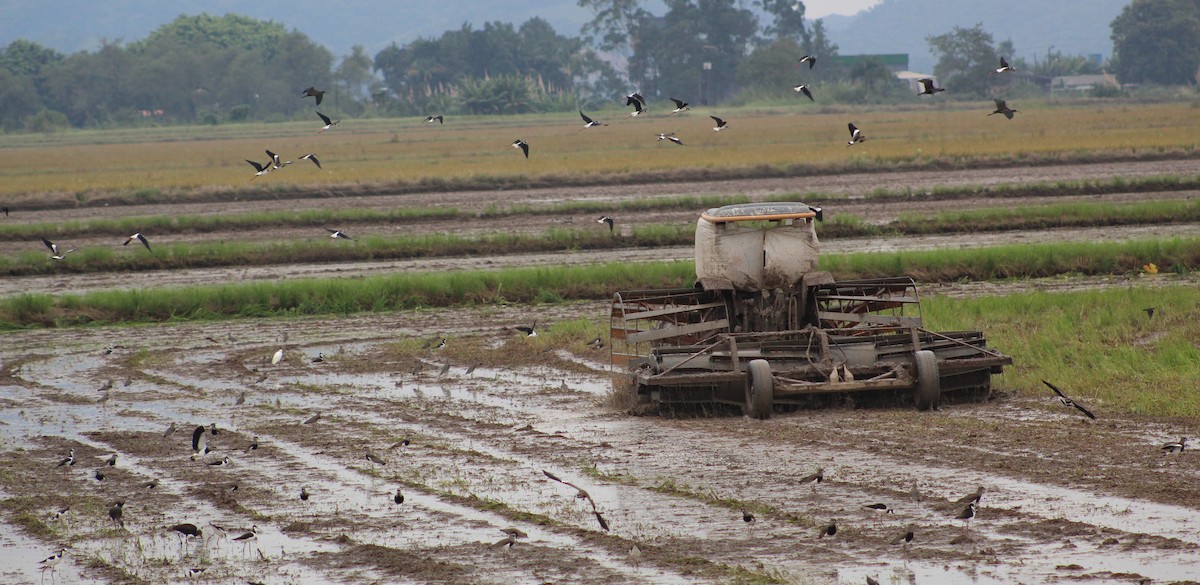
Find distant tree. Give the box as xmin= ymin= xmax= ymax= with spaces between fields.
xmin=1111 ymin=0 xmax=1200 ymax=85
xmin=0 ymin=39 xmax=63 ymax=77
xmin=335 ymin=45 xmax=379 ymax=113
xmin=577 ymin=0 xmax=651 ymax=57
xmin=1030 ymin=50 xmax=1103 ymax=77
xmin=628 ymin=0 xmax=757 ymax=104
xmin=801 ymin=19 xmax=843 ymax=83
xmin=132 ymin=13 xmax=288 ymax=57
xmin=848 ymin=56 xmax=901 ymax=99
xmin=736 ymin=37 xmax=803 ymax=97
xmin=756 ymin=0 xmax=809 ymax=44
xmin=927 ymin=24 xmax=1003 ymax=97
xmin=0 ymin=68 xmax=43 ymax=130
xmin=41 ymin=41 xmax=137 ymax=126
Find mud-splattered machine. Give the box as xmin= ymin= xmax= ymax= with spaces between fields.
xmin=610 ymin=202 xmax=1010 ymax=417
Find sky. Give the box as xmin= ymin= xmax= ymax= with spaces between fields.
xmin=805 ymin=0 xmax=882 ymax=18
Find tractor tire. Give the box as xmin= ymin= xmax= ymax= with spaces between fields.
xmin=913 ymin=350 xmax=941 ymax=411
xmin=745 ymin=359 xmax=774 ymax=420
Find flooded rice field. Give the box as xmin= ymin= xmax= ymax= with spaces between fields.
xmin=1 ymin=303 xmax=1197 ymax=584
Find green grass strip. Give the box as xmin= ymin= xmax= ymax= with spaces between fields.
xmin=0 ymin=236 xmax=1195 ymax=330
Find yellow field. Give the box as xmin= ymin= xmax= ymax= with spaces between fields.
xmin=1 ymin=100 xmax=1198 ymax=200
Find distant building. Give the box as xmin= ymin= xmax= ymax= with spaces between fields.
xmin=834 ymin=54 xmax=909 ymax=73
xmin=1051 ymin=73 xmax=1119 ymax=93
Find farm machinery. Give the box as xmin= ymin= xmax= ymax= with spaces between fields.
xmin=610 ymin=202 xmax=1010 ymax=417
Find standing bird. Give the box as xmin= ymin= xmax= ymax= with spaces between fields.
xmin=171 ymin=523 xmax=203 ymax=552
xmin=798 ymin=54 xmax=817 ymax=69
xmin=917 ymin=78 xmax=945 ymax=95
xmin=846 ymin=123 xmax=866 ymax=146
xmin=891 ymin=523 xmax=916 ymax=546
xmin=42 ymin=238 xmax=76 ymax=260
xmin=206 ymin=456 xmax=231 ymax=467
xmin=597 ymin=216 xmax=615 ymax=232
xmin=326 ymin=228 xmax=353 ymax=240
xmin=298 ymin=153 xmax=321 ymax=169
xmin=864 ymin=503 xmax=893 ymax=514
xmin=232 ymin=525 xmax=258 ymax=556
xmin=164 ymin=422 xmax=177 ymax=439
xmin=710 ymin=116 xmax=729 ymax=131
xmin=315 ymin=111 xmax=339 ymax=132
xmin=741 ymin=508 xmax=756 ymax=526
xmin=271 ymin=348 xmax=285 ymax=364
xmin=515 ymin=320 xmax=537 ymax=337
xmin=300 ymin=488 xmax=310 ymax=501
xmin=995 ymin=57 xmax=1016 ymax=73
xmin=124 ymin=232 xmax=152 ymax=252
xmin=818 ymin=520 xmax=838 ymax=538
xmin=300 ymin=86 xmax=326 ymax=105
xmin=656 ymin=132 xmax=684 ymax=146
xmin=793 ymin=84 xmax=814 ymax=102
xmin=1042 ymin=380 xmax=1096 ymax=420
xmin=190 ymin=425 xmax=209 ymax=460
xmin=988 ymin=99 xmax=1018 ymax=120
xmin=956 ymin=502 xmax=976 ymax=524
xmin=244 ymin=437 xmax=259 ymax=453
xmin=1162 ymin=437 xmax=1188 ymax=453
xmin=586 ymin=337 xmax=604 ymax=350
xmin=424 ymin=115 xmax=443 ymax=124
xmin=512 ymin=139 xmax=529 ymax=158
xmin=393 ymin=489 xmax=405 ymax=504
xmin=365 ymin=447 xmax=388 ymax=466
xmin=39 ymin=548 xmax=66 ymax=579
xmin=579 ymin=110 xmax=606 ymax=130
xmin=105 ymin=453 xmax=118 ymax=467
xmin=668 ymin=97 xmax=689 ymax=113
xmin=108 ymin=500 xmax=125 ymax=529
xmin=303 ymin=413 xmax=322 ymax=425
xmin=799 ymin=467 xmax=824 ymax=490
xmin=56 ymin=448 xmax=76 ymax=467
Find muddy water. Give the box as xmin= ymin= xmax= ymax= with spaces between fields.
xmin=1 ymin=304 xmax=1197 ymax=584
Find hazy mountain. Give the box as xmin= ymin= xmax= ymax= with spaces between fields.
xmin=1 ymin=0 xmax=595 ymax=58
xmin=820 ymin=0 xmax=1129 ymax=73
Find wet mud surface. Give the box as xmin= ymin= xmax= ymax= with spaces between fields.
xmin=1 ymin=304 xmax=1198 ymax=584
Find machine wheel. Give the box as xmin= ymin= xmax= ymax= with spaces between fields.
xmin=745 ymin=359 xmax=774 ymax=419
xmin=913 ymin=350 xmax=941 ymax=411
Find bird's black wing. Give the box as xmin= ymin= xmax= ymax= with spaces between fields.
xmin=42 ymin=238 xmax=57 ymax=253
xmin=519 ymin=142 xmax=529 ymax=158
xmin=710 ymin=116 xmax=724 ymax=125
xmin=1042 ymin=380 xmax=1068 ymax=400
xmin=593 ymin=510 xmax=610 ymax=531
xmin=1072 ymin=401 xmax=1097 ymax=420
xmin=266 ymin=150 xmax=279 ymax=165
xmin=246 ymin=160 xmax=265 ymax=172
xmin=317 ymin=111 xmax=332 ymax=125
xmin=302 ymin=154 xmax=321 ymax=168
xmin=542 ymin=469 xmax=564 ymax=483
xmin=191 ymin=425 xmax=205 ymax=451
xmin=136 ymin=233 xmax=151 ymax=251
xmin=580 ymin=111 xmax=593 ymax=124
xmin=669 ymin=98 xmax=684 ymax=108
xmin=800 ymin=86 xmax=814 ymax=102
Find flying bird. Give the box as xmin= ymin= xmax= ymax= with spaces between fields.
xmin=628 ymin=97 xmax=646 ymax=117
xmin=42 ymin=238 xmax=76 ymax=260
xmin=246 ymin=159 xmax=274 ymax=180
xmin=543 ymin=469 xmax=609 ymax=531
xmin=989 ymin=99 xmax=1018 ymax=120
xmin=579 ymin=110 xmax=606 ymax=129
xmin=298 ymin=153 xmax=321 ymax=168
xmin=656 ymin=132 xmax=684 ymax=146
xmin=668 ymin=97 xmax=689 ymax=113
xmin=325 ymin=228 xmax=353 ymax=240
xmin=798 ymin=54 xmax=817 ymax=69
xmin=995 ymin=57 xmax=1016 ymax=73
xmin=1042 ymin=380 xmax=1096 ymax=420
xmin=515 ymin=320 xmax=537 ymax=337
xmin=624 ymin=92 xmax=646 ymax=110
xmin=191 ymin=425 xmax=209 ymax=460
xmin=300 ymin=86 xmax=326 ymax=105
xmin=793 ymin=84 xmax=814 ymax=102
xmin=597 ymin=216 xmax=614 ymax=232
xmin=316 ymin=111 xmax=339 ymax=132
xmin=710 ymin=116 xmax=728 ymax=131
xmin=512 ymin=139 xmax=529 ymax=158
xmin=365 ymin=447 xmax=388 ymax=466
xmin=123 ymin=232 xmax=152 ymax=252
xmin=266 ymin=149 xmax=285 ymax=169
xmin=917 ymin=78 xmax=945 ymax=95
xmin=424 ymin=115 xmax=443 ymax=124
xmin=846 ymin=123 xmax=866 ymax=146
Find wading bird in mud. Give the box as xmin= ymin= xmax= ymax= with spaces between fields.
xmin=917 ymin=78 xmax=945 ymax=96
xmin=325 ymin=228 xmax=353 ymax=240
xmin=493 ymin=527 xmax=528 ymax=548
xmin=956 ymin=502 xmax=976 ymax=525
xmin=108 ymin=500 xmax=125 ymax=529
xmin=394 ymin=489 xmax=405 ymax=504
xmin=123 ymin=232 xmax=152 ymax=252
xmin=56 ymin=448 xmax=76 ymax=467
xmin=799 ymin=467 xmax=824 ymax=491
xmin=271 ymin=348 xmax=284 ymax=365
xmin=668 ymin=97 xmax=689 ymax=113
xmin=206 ymin=456 xmax=231 ymax=466
xmin=512 ymin=139 xmax=529 ymax=158
xmin=1042 ymin=380 xmax=1096 ymax=420
xmin=864 ymin=502 xmax=893 ymax=514
xmin=891 ymin=523 xmax=915 ymax=546
xmin=364 ymin=447 xmax=388 ymax=466
xmin=710 ymin=116 xmax=728 ymax=131
xmin=1162 ymin=437 xmax=1187 ymax=453
xmin=105 ymin=453 xmax=117 ymax=467
xmin=170 ymin=523 xmax=202 ymax=553
xmin=954 ymin=486 xmax=985 ymax=507
xmin=741 ymin=508 xmax=756 ymax=526
xmin=315 ymin=111 xmax=339 ymax=132
xmin=818 ymin=520 xmax=838 ymax=538
xmin=300 ymin=86 xmax=326 ymax=105
xmin=42 ymin=238 xmax=75 ymax=260
xmin=302 ymin=413 xmax=321 ymax=425
xmin=232 ymin=525 xmax=258 ymax=557
xmin=39 ymin=547 xmax=66 ymax=581
xmin=300 ymin=488 xmax=310 ymax=501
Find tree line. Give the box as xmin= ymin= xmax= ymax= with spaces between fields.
xmin=0 ymin=0 xmax=1195 ymax=132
